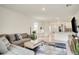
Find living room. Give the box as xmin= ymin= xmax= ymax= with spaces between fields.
xmin=0 ymin=4 xmax=79 ymax=55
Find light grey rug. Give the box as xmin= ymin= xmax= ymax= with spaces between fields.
xmin=36 ymin=44 xmax=67 ymax=55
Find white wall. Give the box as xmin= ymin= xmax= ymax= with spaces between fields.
xmin=0 ymin=6 xmax=73 ymax=34
xmin=0 ymin=7 xmax=34 ymax=34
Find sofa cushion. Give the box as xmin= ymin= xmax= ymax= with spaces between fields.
xmin=6 ymin=34 xmax=16 ymax=43
xmin=0 ymin=38 xmax=8 ymax=54
xmin=21 ymin=33 xmax=30 ymax=39
xmin=0 ymin=36 xmax=11 ymax=49
xmin=13 ymin=38 xmax=31 ymax=45
xmin=0 ymin=34 xmax=6 ymax=37
xmin=4 ymin=44 xmax=34 ymax=55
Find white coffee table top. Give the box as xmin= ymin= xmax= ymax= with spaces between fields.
xmin=24 ymin=39 xmax=42 ymax=49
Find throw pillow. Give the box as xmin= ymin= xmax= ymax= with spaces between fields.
xmin=0 ymin=36 xmax=11 ymax=49
xmin=0 ymin=40 xmax=8 ymax=54
xmin=15 ymin=34 xmax=22 ymax=41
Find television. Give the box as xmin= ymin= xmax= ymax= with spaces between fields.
xmin=71 ymin=17 xmax=78 ymax=33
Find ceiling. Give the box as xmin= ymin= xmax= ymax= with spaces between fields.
xmin=0 ymin=4 xmax=79 ymax=21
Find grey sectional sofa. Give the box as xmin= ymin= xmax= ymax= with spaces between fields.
xmin=0 ymin=33 xmax=34 ymax=55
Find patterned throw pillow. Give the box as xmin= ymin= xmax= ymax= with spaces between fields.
xmin=15 ymin=34 xmax=22 ymax=41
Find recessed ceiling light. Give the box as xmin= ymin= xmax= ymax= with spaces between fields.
xmin=42 ymin=8 xmax=46 ymax=11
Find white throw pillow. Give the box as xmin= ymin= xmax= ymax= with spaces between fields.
xmin=0 ymin=40 xmax=8 ymax=54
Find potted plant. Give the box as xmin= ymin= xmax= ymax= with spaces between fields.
xmin=30 ymin=31 xmax=37 ymax=40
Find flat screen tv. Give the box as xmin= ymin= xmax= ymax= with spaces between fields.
xmin=71 ymin=17 xmax=78 ymax=33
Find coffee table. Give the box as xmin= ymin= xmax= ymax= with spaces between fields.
xmin=24 ymin=40 xmax=42 ymax=54
xmin=24 ymin=39 xmax=42 ymax=51
xmin=24 ymin=40 xmax=42 ymax=48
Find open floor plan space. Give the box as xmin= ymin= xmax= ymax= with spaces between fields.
xmin=0 ymin=4 xmax=79 ymax=55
